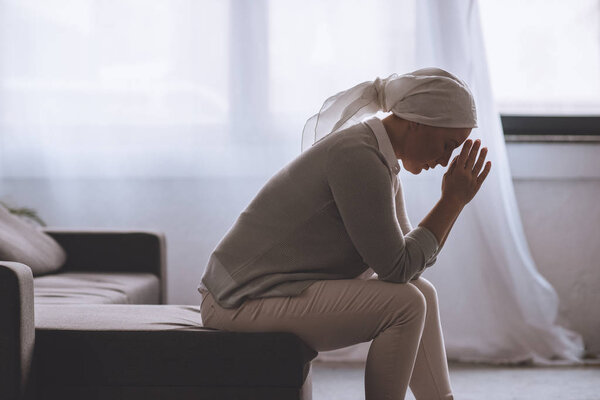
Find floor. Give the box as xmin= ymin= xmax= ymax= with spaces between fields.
xmin=311 ymin=361 xmax=600 ymax=400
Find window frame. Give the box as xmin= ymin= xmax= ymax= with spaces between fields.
xmin=501 ymin=115 xmax=600 ymax=143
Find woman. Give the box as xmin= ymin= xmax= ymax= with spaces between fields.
xmin=199 ymin=67 xmax=492 ymax=400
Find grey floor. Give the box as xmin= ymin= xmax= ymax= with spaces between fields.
xmin=311 ymin=361 xmax=600 ymax=400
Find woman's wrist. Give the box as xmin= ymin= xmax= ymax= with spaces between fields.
xmin=418 ymin=195 xmax=464 ymax=246
xmin=440 ymin=194 xmax=466 ymax=211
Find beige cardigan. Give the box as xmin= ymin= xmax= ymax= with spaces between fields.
xmin=199 ymin=117 xmax=440 ymax=309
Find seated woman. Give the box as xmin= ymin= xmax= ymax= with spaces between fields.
xmin=199 ymin=67 xmax=491 ymax=400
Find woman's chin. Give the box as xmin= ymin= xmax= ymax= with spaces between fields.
xmin=402 ymin=162 xmax=426 ymax=175
xmin=415 ymin=164 xmax=431 ymax=174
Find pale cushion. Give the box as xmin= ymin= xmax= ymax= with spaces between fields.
xmin=35 ymin=304 xmax=203 ymax=331
xmin=34 ymin=271 xmax=160 ymax=304
xmin=0 ymin=204 xmax=66 ymax=276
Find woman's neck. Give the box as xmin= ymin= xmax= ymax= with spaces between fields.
xmin=381 ymin=115 xmax=408 ymax=160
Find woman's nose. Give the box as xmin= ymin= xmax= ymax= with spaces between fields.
xmin=438 ymin=152 xmax=452 ymax=167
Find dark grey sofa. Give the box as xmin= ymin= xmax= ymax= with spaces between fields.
xmin=0 ymin=229 xmax=317 ymax=400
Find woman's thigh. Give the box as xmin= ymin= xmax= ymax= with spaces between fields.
xmin=200 ymin=278 xmax=427 ymax=352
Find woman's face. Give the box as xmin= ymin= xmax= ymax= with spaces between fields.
xmin=401 ymin=123 xmax=472 ymax=175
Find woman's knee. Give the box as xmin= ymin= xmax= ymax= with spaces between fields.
xmin=384 ymin=282 xmax=427 ymax=325
xmin=409 ymin=276 xmax=438 ymax=306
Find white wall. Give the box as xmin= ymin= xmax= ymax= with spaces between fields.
xmin=1 ymin=142 xmax=599 ymax=354
xmin=507 ymin=142 xmax=600 ymax=356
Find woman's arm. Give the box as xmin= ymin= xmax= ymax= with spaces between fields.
xmin=418 ymin=196 xmax=464 ymax=247
xmin=436 ymin=206 xmax=460 ymax=250
xmin=414 ymin=204 xmax=460 ymax=278
xmin=327 ymin=144 xmax=439 ymax=283
xmin=420 ymin=139 xmax=491 ymax=245
xmin=394 ymin=175 xmax=457 ymax=278
xmin=408 ymin=140 xmax=491 ymax=282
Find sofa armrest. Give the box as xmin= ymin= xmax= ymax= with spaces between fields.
xmin=0 ymin=262 xmax=35 ymax=400
xmin=42 ymin=228 xmax=167 ymax=303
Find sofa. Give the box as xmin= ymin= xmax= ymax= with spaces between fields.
xmin=1 ymin=228 xmax=317 ymax=400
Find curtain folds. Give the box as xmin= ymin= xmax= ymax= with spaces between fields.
xmin=315 ymin=0 xmax=585 ymax=366
xmin=0 ymin=0 xmax=587 ymax=365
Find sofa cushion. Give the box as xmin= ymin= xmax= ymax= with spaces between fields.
xmin=34 ymin=271 xmax=160 ymax=304
xmin=0 ymin=204 xmax=66 ymax=276
xmin=34 ymin=304 xmax=317 ymax=390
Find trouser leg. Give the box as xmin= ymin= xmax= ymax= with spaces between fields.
xmin=201 ymin=278 xmax=427 ymax=400
xmin=408 ymin=277 xmax=454 ymax=400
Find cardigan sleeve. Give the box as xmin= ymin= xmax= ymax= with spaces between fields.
xmin=326 ymin=144 xmax=439 ymax=283
xmin=393 ymin=176 xmax=442 ymax=281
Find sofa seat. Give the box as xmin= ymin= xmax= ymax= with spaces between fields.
xmin=34 ymin=271 xmax=160 ymax=305
xmin=33 ymin=304 xmax=317 ymax=400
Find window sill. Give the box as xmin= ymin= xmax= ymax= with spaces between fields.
xmin=505 ymin=135 xmax=600 ymax=143
xmin=506 ymin=142 xmax=600 ymax=179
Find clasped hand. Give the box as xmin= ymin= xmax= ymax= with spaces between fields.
xmin=441 ymin=139 xmax=492 ymax=206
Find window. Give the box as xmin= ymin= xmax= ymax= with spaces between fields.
xmin=479 ymin=0 xmax=600 ymax=141
xmin=0 ymin=0 xmax=230 ymax=177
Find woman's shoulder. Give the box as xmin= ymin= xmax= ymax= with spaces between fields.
xmin=299 ymin=122 xmax=385 ymax=176
xmin=316 ymin=122 xmax=379 ymax=154
xmin=324 ymin=123 xmax=389 ymax=175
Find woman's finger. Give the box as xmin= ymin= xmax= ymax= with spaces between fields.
xmin=465 ymin=139 xmax=481 ymax=170
xmin=448 ymin=155 xmax=459 ymax=174
xmin=458 ymin=139 xmax=473 ymax=167
xmin=476 ymin=161 xmax=492 ymax=187
xmin=472 ymin=146 xmax=488 ymax=175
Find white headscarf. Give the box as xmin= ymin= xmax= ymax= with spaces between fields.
xmin=301 ymin=67 xmax=477 ymax=151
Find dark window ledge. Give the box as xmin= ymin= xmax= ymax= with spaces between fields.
xmin=505 ymin=134 xmax=600 ymax=143
xmin=501 ymin=115 xmax=600 ymax=143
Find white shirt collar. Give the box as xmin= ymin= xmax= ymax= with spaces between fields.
xmin=364 ymin=117 xmax=401 ymax=175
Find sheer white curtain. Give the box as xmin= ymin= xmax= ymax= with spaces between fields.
xmin=0 ymin=0 xmax=232 ymax=178
xmin=0 ymin=0 xmax=586 ymax=365
xmin=314 ymin=0 xmax=586 ymax=366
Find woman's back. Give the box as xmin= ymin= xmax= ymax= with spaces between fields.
xmin=199 ymin=118 xmax=439 ymax=309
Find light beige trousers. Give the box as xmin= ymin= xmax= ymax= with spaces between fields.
xmin=200 ymin=276 xmax=453 ymax=400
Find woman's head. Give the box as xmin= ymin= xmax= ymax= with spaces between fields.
xmin=382 ymin=114 xmax=471 ymax=175
xmin=302 ymin=67 xmax=477 ymax=155
xmin=378 ymin=67 xmax=477 ymax=174
xmin=379 ymin=68 xmax=476 ymax=129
